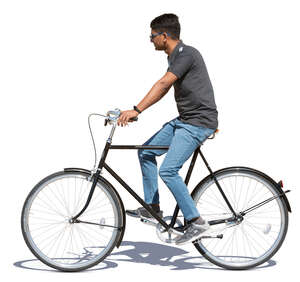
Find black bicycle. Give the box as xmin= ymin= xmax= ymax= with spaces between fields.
xmin=21 ymin=109 xmax=292 ymax=271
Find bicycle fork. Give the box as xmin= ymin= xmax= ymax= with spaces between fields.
xmin=71 ymin=134 xmax=113 ymax=222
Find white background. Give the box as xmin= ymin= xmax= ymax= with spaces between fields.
xmin=1 ymin=0 xmax=299 ymax=280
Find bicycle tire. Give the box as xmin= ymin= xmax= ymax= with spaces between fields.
xmin=191 ymin=167 xmax=289 ymax=270
xmin=21 ymin=170 xmax=124 ymax=272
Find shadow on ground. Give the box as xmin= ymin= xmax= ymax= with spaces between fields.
xmin=14 ymin=240 xmax=276 ymax=272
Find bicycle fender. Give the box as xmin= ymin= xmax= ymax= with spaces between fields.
xmin=64 ymin=167 xmax=126 ymax=247
xmin=191 ymin=166 xmax=291 ymax=213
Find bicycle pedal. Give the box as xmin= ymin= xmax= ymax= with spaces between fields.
xmin=170 ymin=228 xmax=184 ymax=236
xmin=174 ymin=225 xmax=188 ymax=233
xmin=140 ymin=217 xmax=157 ymax=227
xmin=225 ymin=221 xmax=237 ymax=227
xmin=193 ymin=234 xmax=223 ymax=243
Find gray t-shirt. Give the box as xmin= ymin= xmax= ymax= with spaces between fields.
xmin=167 ymin=40 xmax=218 ymax=129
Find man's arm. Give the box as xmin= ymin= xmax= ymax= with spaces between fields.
xmin=117 ymin=72 xmax=178 ymax=126
xmin=136 ymin=71 xmax=177 ymax=112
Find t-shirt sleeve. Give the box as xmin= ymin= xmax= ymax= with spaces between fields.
xmin=168 ymin=54 xmax=194 ymax=79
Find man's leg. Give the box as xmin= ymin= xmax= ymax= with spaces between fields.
xmin=159 ymin=118 xmax=215 ymax=221
xmin=137 ymin=118 xmax=177 ymax=205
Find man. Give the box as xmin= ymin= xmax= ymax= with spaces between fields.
xmin=117 ymin=13 xmax=218 ymax=245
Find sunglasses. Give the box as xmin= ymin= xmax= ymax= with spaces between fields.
xmin=149 ymin=32 xmax=171 ymax=41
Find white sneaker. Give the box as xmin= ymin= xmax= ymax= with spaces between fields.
xmin=175 ymin=220 xmax=210 ymax=245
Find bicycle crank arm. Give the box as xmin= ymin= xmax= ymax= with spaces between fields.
xmin=240 ymin=189 xmax=291 ymax=216
xmin=73 ymin=219 xmax=122 ymax=231
xmin=140 ymin=217 xmax=184 ymax=236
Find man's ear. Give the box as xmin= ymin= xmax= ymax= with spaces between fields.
xmin=163 ymin=32 xmax=168 ymax=41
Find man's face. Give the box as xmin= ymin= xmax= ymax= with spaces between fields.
xmin=150 ymin=29 xmax=166 ymax=51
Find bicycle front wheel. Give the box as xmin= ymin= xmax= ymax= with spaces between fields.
xmin=21 ymin=170 xmax=123 ymax=272
xmin=192 ymin=167 xmax=289 ymax=270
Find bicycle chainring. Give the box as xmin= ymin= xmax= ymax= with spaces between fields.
xmin=155 ymin=216 xmax=184 ymax=244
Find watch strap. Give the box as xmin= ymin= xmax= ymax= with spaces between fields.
xmin=133 ymin=105 xmax=142 ymax=114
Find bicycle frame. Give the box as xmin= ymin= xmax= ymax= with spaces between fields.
xmin=72 ymin=122 xmax=237 ymax=232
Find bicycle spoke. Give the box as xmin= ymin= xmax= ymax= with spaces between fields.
xmin=73 ymin=177 xmax=87 ymax=214
xmin=219 ymin=179 xmax=235 ymax=211
xmin=241 ymin=177 xmax=252 ymax=211
xmin=197 ymin=196 xmax=227 ymax=212
xmin=54 ymin=181 xmax=70 ymax=217
xmin=35 ymin=195 xmax=66 ymax=218
xmin=206 ymin=184 xmax=229 ymax=211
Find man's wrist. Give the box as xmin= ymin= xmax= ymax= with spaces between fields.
xmin=133 ymin=105 xmax=142 ymax=114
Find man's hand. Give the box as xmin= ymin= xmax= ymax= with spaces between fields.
xmin=117 ymin=110 xmax=139 ymax=127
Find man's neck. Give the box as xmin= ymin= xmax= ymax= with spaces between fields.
xmin=165 ymin=39 xmax=181 ymax=56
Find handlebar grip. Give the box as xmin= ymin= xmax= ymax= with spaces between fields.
xmin=104 ymin=115 xmax=138 ymax=126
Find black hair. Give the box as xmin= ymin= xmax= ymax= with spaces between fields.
xmin=150 ymin=13 xmax=180 ymax=40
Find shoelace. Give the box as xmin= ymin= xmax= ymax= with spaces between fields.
xmin=183 ymin=226 xmax=199 ymax=238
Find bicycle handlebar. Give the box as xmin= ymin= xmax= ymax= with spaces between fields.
xmin=104 ymin=108 xmax=138 ymax=126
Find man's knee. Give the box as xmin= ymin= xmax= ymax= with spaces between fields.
xmin=137 ymin=148 xmax=144 ymax=160
xmin=159 ymin=166 xmax=178 ymax=180
xmin=138 ymin=148 xmax=155 ymax=161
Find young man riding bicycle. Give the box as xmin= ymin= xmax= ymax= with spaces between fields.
xmin=117 ymin=13 xmax=218 ymax=245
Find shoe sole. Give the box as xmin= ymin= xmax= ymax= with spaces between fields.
xmin=125 ymin=211 xmax=140 ymax=218
xmin=125 ymin=210 xmax=163 ymax=219
xmin=175 ymin=227 xmax=210 ymax=246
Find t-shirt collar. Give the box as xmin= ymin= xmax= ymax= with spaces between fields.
xmin=168 ymin=40 xmax=184 ymax=62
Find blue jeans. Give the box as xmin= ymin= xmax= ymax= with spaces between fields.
xmin=137 ymin=117 xmax=216 ymax=221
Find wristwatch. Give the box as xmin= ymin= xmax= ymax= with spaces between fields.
xmin=133 ymin=105 xmax=142 ymax=114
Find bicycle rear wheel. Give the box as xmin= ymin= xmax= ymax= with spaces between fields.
xmin=21 ymin=170 xmax=123 ymax=271
xmin=192 ymin=167 xmax=289 ymax=270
